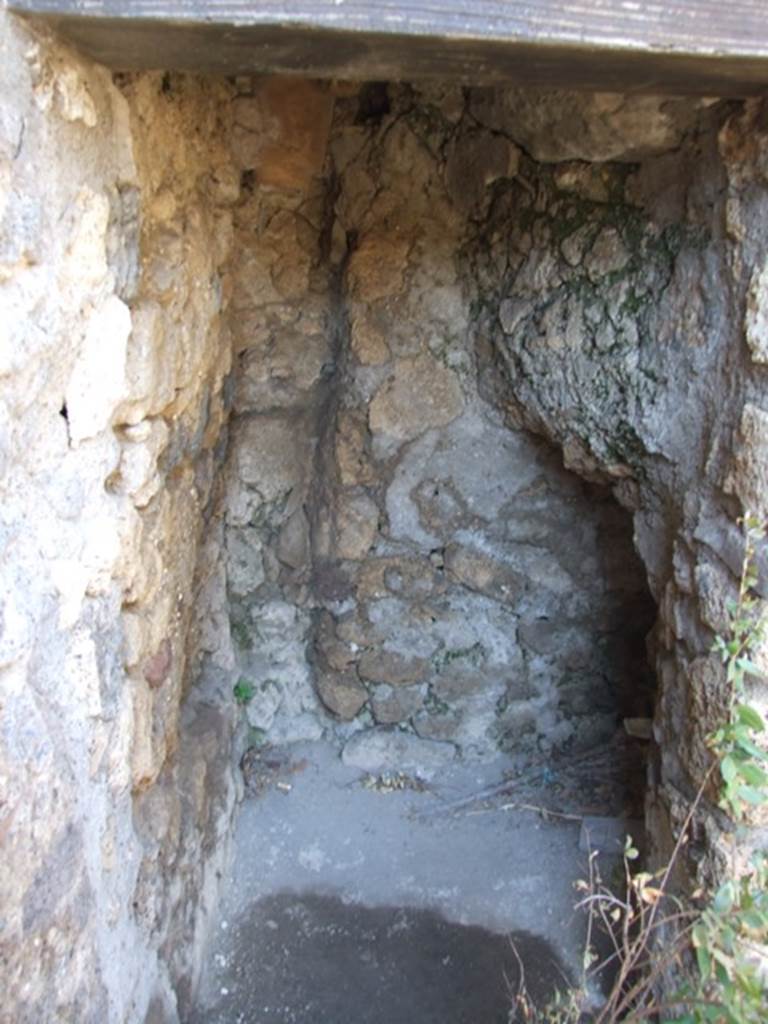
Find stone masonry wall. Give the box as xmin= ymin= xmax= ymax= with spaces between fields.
xmin=464 ymin=92 xmax=768 ymax=880
xmin=225 ymin=85 xmax=672 ymax=773
xmin=218 ymin=78 xmax=336 ymax=749
xmin=318 ymin=85 xmax=656 ymax=768
xmin=224 ymin=81 xmax=768 ymax=888
xmin=471 ymin=95 xmax=768 ymax=884
xmin=115 ymin=71 xmax=241 ymax=1020
xmin=1 ymin=14 xmax=241 ymax=1023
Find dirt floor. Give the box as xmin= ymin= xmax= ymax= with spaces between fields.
xmin=189 ymin=740 xmax=625 ymax=1023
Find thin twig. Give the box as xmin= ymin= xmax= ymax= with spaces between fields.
xmin=417 ymin=734 xmax=636 ymax=818
xmin=499 ymin=802 xmax=582 ymax=822
xmin=594 ymin=764 xmax=716 ymax=1024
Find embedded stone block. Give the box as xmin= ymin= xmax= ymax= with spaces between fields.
xmin=347 ymin=234 xmax=411 ymax=303
xmin=745 ymin=262 xmax=768 ymax=364
xmin=369 ymin=355 xmax=463 ymax=443
xmin=370 ymin=683 xmax=425 ymax=724
xmin=66 ymin=295 xmax=132 ymax=442
xmin=341 ymin=727 xmax=456 ymax=778
xmin=725 ymin=403 xmax=768 ymax=518
xmin=335 ymin=493 xmax=379 ymax=561
xmin=358 ymin=648 xmax=431 ymax=687
xmin=315 ymin=669 xmax=368 ymax=720
xmin=231 ymin=79 xmax=333 ymax=192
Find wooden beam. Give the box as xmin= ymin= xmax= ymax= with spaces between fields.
xmin=9 ymin=1 xmax=768 ymax=95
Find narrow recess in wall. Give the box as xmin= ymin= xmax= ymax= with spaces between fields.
xmin=7 ymin=5 xmax=768 ymax=1019
xmin=179 ymin=75 xmax=674 ymax=1022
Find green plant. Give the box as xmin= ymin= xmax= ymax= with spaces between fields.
xmin=514 ymin=515 xmax=768 ymax=1023
xmin=709 ymin=515 xmax=768 ymax=819
xmin=676 ymin=514 xmax=768 ymax=1023
xmin=685 ymin=854 xmax=768 ymax=1024
xmin=233 ymin=676 xmax=256 ymax=705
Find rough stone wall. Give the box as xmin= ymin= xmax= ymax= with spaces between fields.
xmin=658 ymin=100 xmax=768 ymax=877
xmin=226 ymin=83 xmax=656 ymax=771
xmin=466 ymin=94 xmax=768 ymax=879
xmin=321 ymin=86 xmax=656 ymax=766
xmin=1 ymin=14 xmax=241 ymax=1023
xmin=225 ymin=81 xmax=768 ymax=884
xmin=116 ymin=72 xmax=242 ymax=1020
xmin=218 ymin=78 xmax=337 ymax=749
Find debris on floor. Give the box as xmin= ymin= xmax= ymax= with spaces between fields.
xmin=360 ymin=770 xmax=430 ymax=794
xmin=240 ymin=744 xmax=309 ymax=798
xmin=191 ymin=740 xmax=623 ymax=1023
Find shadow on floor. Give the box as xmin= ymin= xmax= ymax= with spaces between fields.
xmin=189 ymin=890 xmax=571 ymax=1024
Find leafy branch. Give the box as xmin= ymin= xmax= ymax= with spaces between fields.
xmin=513 ymin=515 xmax=768 ymax=1023
xmin=709 ymin=515 xmax=768 ymax=819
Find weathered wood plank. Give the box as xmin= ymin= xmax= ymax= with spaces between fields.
xmin=9 ymin=1 xmax=768 ymax=94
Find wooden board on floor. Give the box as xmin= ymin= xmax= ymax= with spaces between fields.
xmin=8 ymin=1 xmax=768 ymax=95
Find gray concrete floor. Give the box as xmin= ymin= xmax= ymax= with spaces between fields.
xmin=189 ymin=741 xmax=606 ymax=1024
